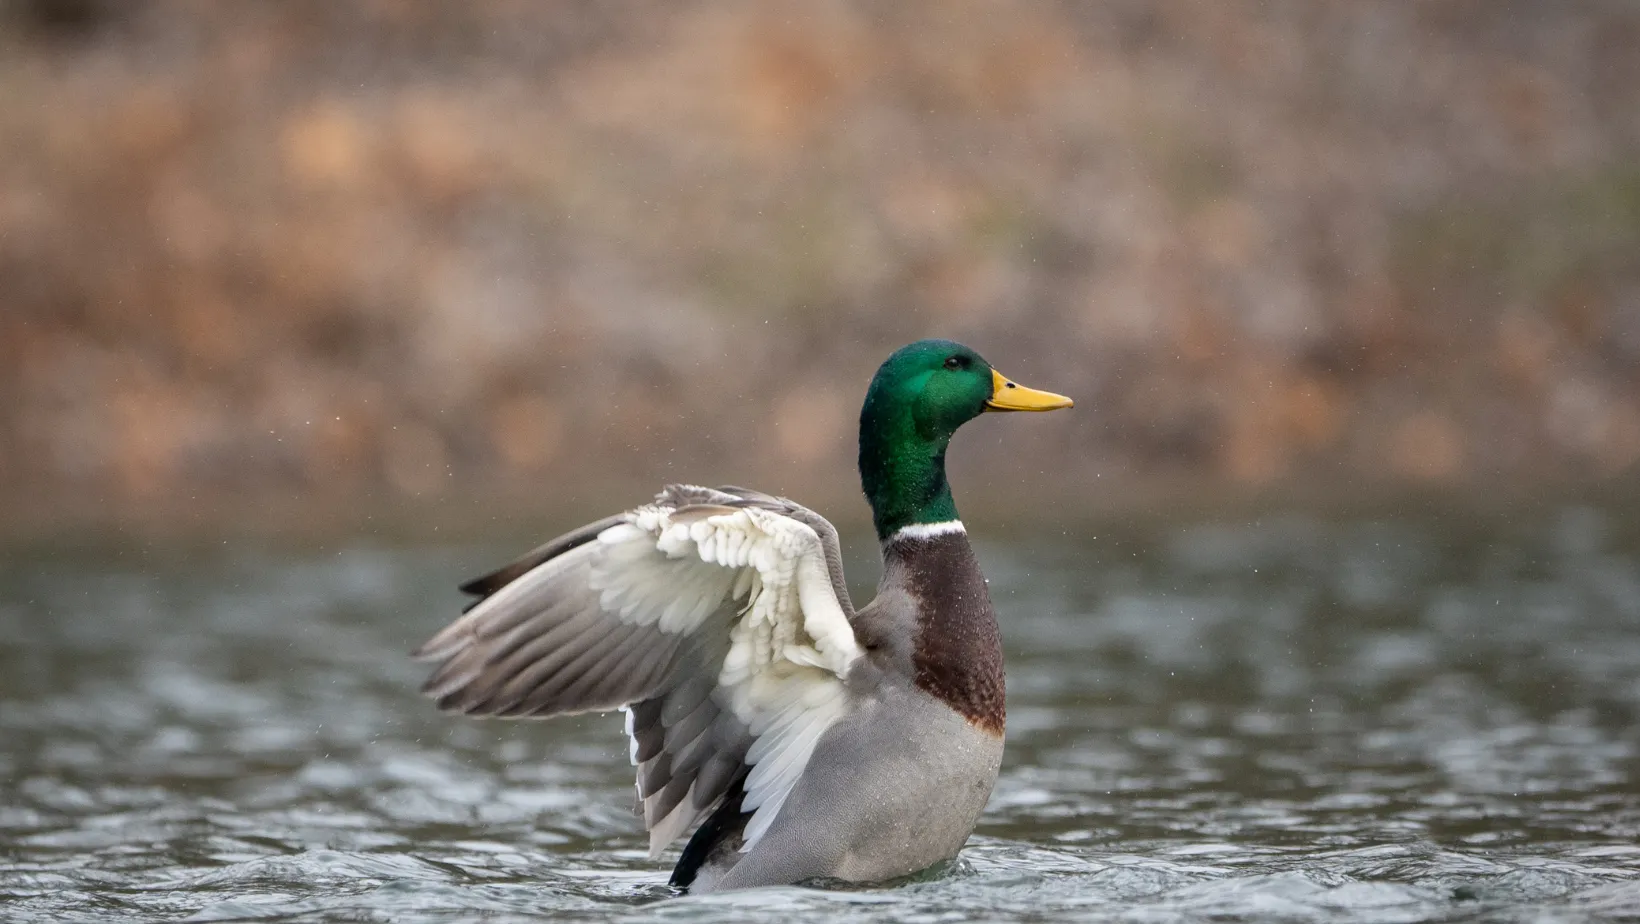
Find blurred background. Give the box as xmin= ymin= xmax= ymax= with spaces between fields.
xmin=2 ymin=0 xmax=1639 ymax=536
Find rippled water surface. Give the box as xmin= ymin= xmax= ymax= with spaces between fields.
xmin=4 ymin=503 xmax=1640 ymax=922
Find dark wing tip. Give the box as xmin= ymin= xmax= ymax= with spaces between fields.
xmin=432 ymin=689 xmax=469 ymax=712
xmin=458 ymin=560 xmax=536 ymax=600
xmin=420 ymin=672 xmax=450 ymax=697
xmin=453 ymin=513 xmax=628 ymax=607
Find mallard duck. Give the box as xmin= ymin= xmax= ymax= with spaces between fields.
xmin=413 ymin=339 xmax=1072 ymax=892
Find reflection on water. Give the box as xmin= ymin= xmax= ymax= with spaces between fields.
xmin=2 ymin=504 xmax=1638 ymax=922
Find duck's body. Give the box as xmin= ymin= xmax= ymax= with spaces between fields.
xmin=414 ymin=340 xmax=1070 ymax=892
xmin=680 ymin=522 xmax=1005 ymax=890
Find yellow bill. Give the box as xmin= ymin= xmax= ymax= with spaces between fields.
xmin=984 ymin=368 xmax=1074 ymax=412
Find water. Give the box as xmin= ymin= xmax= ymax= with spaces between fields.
xmin=3 ymin=503 xmax=1639 ymax=922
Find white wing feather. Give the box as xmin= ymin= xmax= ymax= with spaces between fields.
xmin=590 ymin=501 xmax=862 ymax=854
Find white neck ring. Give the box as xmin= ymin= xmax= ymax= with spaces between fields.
xmin=888 ymin=520 xmax=967 ymax=543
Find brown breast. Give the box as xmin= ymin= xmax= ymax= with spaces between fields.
xmin=889 ymin=528 xmax=1006 ymax=737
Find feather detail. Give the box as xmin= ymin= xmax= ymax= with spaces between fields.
xmin=594 ymin=499 xmax=864 ymax=852
xmin=417 ymin=484 xmax=864 ymax=858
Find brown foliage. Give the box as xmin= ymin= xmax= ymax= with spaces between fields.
xmin=2 ymin=1 xmax=1638 ymax=522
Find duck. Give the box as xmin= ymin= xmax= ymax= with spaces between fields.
xmin=413 ymin=339 xmax=1072 ymax=892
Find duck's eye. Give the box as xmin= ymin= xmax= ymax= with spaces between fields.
xmin=944 ymin=356 xmax=964 ymax=370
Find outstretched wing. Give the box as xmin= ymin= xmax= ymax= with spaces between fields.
xmin=413 ymin=485 xmax=862 ymax=855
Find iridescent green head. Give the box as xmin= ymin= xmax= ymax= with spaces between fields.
xmin=858 ymin=339 xmax=1072 ymax=540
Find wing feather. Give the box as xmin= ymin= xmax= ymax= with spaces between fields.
xmin=664 ymin=697 xmax=720 ymax=754
xmin=581 ymin=637 xmax=674 ymax=709
xmin=627 ymin=700 xmax=664 ymax=763
xmin=438 ymin=606 xmax=609 ymax=712
xmin=505 ymin=622 xmax=645 ymax=716
xmin=455 ymin=514 xmax=627 ymax=601
xmin=414 ymin=483 xmax=863 ymax=857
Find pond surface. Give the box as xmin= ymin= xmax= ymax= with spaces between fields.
xmin=3 ymin=502 xmax=1639 ymax=922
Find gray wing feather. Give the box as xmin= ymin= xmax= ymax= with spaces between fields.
xmin=454 ymin=514 xmax=627 ymax=605
xmin=419 ymin=485 xmax=865 ymax=849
